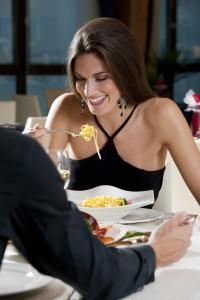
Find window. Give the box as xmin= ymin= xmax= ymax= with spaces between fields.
xmin=0 ymin=0 xmax=99 ymax=114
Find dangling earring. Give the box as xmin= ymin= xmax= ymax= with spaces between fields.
xmin=117 ymin=97 xmax=128 ymax=117
xmin=81 ymin=98 xmax=85 ymax=115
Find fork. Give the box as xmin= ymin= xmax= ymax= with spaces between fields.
xmin=23 ymin=128 xmax=80 ymax=138
xmin=47 ymin=129 xmax=79 ymax=137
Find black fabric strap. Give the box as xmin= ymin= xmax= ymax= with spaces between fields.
xmin=94 ymin=104 xmax=138 ymax=140
xmin=94 ymin=115 xmax=110 ymax=138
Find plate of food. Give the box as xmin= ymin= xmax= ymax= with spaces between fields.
xmin=67 ymin=185 xmax=154 ymax=222
xmin=0 ymin=260 xmax=53 ymax=296
xmin=82 ymin=212 xmax=150 ymax=246
xmin=82 ymin=212 xmax=126 ymax=244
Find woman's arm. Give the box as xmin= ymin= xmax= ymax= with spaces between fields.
xmin=45 ymin=93 xmax=72 ymax=149
xmin=156 ymin=98 xmax=200 ymax=204
xmin=24 ymin=93 xmax=75 ymax=150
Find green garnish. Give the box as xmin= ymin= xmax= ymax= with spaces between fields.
xmin=121 ymin=231 xmax=150 ymax=240
xmin=123 ymin=198 xmax=128 ymax=205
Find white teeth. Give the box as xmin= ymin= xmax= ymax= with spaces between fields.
xmin=88 ymin=96 xmax=106 ymax=104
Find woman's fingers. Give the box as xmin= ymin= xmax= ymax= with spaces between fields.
xmin=22 ymin=125 xmax=50 ymax=148
xmin=23 ymin=125 xmax=47 ymax=138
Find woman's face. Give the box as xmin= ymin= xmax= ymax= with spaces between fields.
xmin=74 ymin=53 xmax=121 ymax=115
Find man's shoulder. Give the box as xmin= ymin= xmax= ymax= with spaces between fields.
xmin=0 ymin=127 xmax=34 ymax=144
xmin=0 ymin=128 xmax=42 ymax=158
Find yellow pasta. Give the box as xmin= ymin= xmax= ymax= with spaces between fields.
xmin=79 ymin=124 xmax=101 ymax=159
xmin=81 ymin=196 xmax=127 ymax=208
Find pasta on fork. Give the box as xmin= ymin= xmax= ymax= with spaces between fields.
xmin=79 ymin=124 xmax=101 ymax=159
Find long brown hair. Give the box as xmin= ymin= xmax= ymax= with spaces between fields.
xmin=67 ymin=17 xmax=155 ymax=104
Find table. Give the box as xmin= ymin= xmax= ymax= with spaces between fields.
xmin=2 ymin=218 xmax=200 ymax=300
xmin=2 ymin=245 xmax=74 ymax=300
xmin=122 ymin=221 xmax=200 ymax=300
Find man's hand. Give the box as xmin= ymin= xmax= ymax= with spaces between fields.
xmin=148 ymin=212 xmax=193 ymax=267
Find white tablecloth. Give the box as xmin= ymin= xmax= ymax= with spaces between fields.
xmin=3 ymin=221 xmax=200 ymax=300
xmin=122 ymin=225 xmax=200 ymax=300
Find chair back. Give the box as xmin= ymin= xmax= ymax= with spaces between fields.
xmin=13 ymin=94 xmax=42 ymax=125
xmin=24 ymin=116 xmax=47 ymax=131
xmin=196 ymin=139 xmax=200 ymax=150
xmin=0 ymin=101 xmax=16 ymax=123
xmin=154 ymin=144 xmax=200 ymax=214
xmin=45 ymin=88 xmax=66 ymax=110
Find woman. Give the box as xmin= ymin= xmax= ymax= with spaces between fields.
xmin=29 ymin=17 xmax=200 ymax=205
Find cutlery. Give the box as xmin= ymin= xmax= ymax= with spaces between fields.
xmin=23 ymin=128 xmax=79 ymax=138
xmin=163 ymin=214 xmax=197 ymax=225
xmin=47 ymin=129 xmax=79 ymax=137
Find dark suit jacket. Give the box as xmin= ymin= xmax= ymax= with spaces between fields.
xmin=0 ymin=128 xmax=155 ymax=300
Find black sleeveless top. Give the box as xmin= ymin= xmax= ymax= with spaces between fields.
xmin=68 ymin=106 xmax=165 ymax=205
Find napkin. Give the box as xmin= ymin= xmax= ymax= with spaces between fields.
xmin=183 ymin=90 xmax=200 ymax=136
xmin=183 ymin=89 xmax=200 ymax=106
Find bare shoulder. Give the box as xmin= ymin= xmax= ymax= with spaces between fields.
xmin=140 ymin=97 xmax=192 ymax=146
xmin=142 ymin=97 xmax=182 ymax=128
xmin=50 ymin=92 xmax=79 ymax=114
xmin=142 ymin=97 xmax=179 ymax=114
xmin=48 ymin=92 xmax=87 ymax=120
xmin=46 ymin=92 xmax=84 ymax=128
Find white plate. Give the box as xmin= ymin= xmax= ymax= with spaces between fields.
xmin=67 ymin=185 xmax=154 ymax=222
xmin=0 ymin=260 xmax=53 ymax=296
xmin=103 ymin=224 xmax=127 ymax=244
xmin=118 ymin=208 xmax=164 ymax=224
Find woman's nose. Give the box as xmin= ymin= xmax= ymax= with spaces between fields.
xmin=84 ymin=80 xmax=96 ymax=97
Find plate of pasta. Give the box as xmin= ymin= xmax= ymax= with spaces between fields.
xmin=79 ymin=201 xmax=138 ymax=222
xmin=67 ymin=186 xmax=154 ymax=222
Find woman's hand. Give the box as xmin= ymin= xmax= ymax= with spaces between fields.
xmin=23 ymin=124 xmax=50 ymax=149
xmin=148 ymin=212 xmax=193 ymax=267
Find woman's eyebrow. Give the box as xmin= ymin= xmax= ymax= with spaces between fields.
xmin=74 ymin=71 xmax=109 ymax=78
xmin=95 ymin=72 xmax=110 ymax=76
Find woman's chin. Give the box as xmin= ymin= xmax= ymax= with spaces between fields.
xmin=88 ymin=106 xmax=105 ymax=115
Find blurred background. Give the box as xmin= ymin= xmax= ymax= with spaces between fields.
xmin=0 ymin=0 xmax=200 ymax=125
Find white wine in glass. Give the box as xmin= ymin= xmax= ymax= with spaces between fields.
xmin=46 ymin=149 xmax=70 ymax=185
xmin=58 ymin=168 xmax=70 ymax=182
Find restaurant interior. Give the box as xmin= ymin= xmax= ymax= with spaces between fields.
xmin=0 ymin=1 xmax=200 ymax=299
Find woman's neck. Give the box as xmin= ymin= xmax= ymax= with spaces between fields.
xmin=94 ymin=105 xmax=135 ymax=134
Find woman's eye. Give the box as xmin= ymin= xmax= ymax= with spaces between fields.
xmin=96 ymin=77 xmax=107 ymax=81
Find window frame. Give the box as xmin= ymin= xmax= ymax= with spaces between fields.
xmin=0 ymin=0 xmax=66 ymax=94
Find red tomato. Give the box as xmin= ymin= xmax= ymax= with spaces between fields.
xmin=94 ymin=227 xmax=108 ymax=239
xmin=82 ymin=212 xmax=99 ymax=232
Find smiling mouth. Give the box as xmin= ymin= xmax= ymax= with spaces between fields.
xmin=87 ymin=96 xmax=107 ymax=106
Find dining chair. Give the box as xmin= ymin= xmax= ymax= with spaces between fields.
xmin=154 ymin=142 xmax=200 ymax=214
xmin=0 ymin=101 xmax=16 ymax=123
xmin=45 ymin=88 xmax=66 ymax=110
xmin=13 ymin=94 xmax=42 ymax=125
xmin=24 ymin=116 xmax=47 ymax=131
xmin=196 ymin=139 xmax=200 ymax=150
xmin=153 ymin=158 xmax=172 ymax=213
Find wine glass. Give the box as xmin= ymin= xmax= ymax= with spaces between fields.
xmin=46 ymin=149 xmax=70 ymax=186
